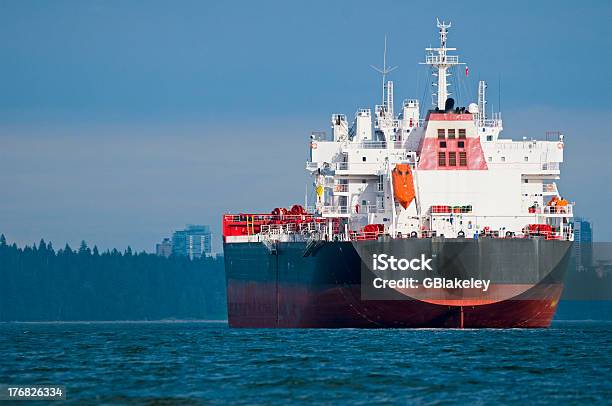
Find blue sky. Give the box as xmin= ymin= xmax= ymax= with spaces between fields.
xmin=1 ymin=0 xmax=610 ymax=251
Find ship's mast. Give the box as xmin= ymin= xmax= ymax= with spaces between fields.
xmin=371 ymin=35 xmax=397 ymax=116
xmin=478 ymin=80 xmax=487 ymax=126
xmin=421 ymin=19 xmax=464 ymax=110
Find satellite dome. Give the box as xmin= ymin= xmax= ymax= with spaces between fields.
xmin=468 ymin=103 xmax=479 ymax=114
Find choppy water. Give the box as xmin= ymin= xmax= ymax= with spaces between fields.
xmin=1 ymin=321 xmax=610 ymax=404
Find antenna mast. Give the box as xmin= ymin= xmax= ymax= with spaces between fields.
xmin=371 ymin=35 xmax=397 ymax=116
xmin=478 ymin=80 xmax=487 ymax=126
xmin=420 ymin=19 xmax=465 ymax=110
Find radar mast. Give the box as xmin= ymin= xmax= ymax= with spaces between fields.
xmin=371 ymin=35 xmax=397 ymax=116
xmin=420 ymin=19 xmax=465 ymax=109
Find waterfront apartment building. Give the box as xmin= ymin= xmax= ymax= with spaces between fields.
xmin=573 ymin=217 xmax=593 ymax=271
xmin=172 ymin=225 xmax=212 ymax=259
xmin=155 ymin=238 xmax=173 ymax=258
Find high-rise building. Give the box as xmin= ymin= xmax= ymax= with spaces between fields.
xmin=573 ymin=217 xmax=593 ymax=271
xmin=155 ymin=238 xmax=173 ymax=258
xmin=172 ymin=225 xmax=212 ymax=259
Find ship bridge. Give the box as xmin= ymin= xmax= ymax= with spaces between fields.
xmin=303 ymin=20 xmax=573 ymax=242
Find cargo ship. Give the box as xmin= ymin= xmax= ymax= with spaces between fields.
xmin=222 ymin=20 xmax=574 ymax=328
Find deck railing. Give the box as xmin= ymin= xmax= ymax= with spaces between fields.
xmin=425 ymin=55 xmax=459 ymax=64
xmin=322 ymin=205 xmax=385 ymax=215
xmin=543 ymin=205 xmax=573 ymax=215
xmin=335 ymin=162 xmax=349 ymax=170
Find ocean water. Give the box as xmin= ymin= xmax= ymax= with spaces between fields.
xmin=0 ymin=322 xmax=610 ymax=405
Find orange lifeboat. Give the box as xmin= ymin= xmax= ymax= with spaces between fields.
xmin=392 ymin=163 xmax=416 ymax=209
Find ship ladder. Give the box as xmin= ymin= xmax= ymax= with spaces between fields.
xmin=246 ymin=215 xmax=255 ymax=236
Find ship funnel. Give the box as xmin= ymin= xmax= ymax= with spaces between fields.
xmin=444 ymin=98 xmax=455 ymax=112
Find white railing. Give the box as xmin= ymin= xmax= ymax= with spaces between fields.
xmin=362 ymin=204 xmax=385 ymax=214
xmin=336 ymin=162 xmax=349 ymax=170
xmin=425 ymin=55 xmax=459 ymax=64
xmin=496 ymin=142 xmax=538 ymax=150
xmin=248 ymin=215 xmax=574 ymax=242
xmin=261 ymin=222 xmax=327 ymax=235
xmin=322 ymin=205 xmax=385 ymax=215
xmin=474 ymin=111 xmax=502 ymax=128
xmin=495 ymin=141 xmax=560 ymax=150
xmin=335 ymin=162 xmax=388 ymax=172
xmin=481 ymin=119 xmax=502 ymax=127
xmin=345 ymin=141 xmax=387 ymax=149
xmin=311 ymin=131 xmax=329 ymax=141
xmin=403 ymin=99 xmax=419 ymax=106
xmin=321 ymin=206 xmax=350 ymax=215
xmin=428 ymin=205 xmax=573 ymax=217
xmin=542 ymin=162 xmax=560 ymax=171
xmin=344 ymin=140 xmax=409 ymax=150
xmin=543 ymin=205 xmax=573 ymax=216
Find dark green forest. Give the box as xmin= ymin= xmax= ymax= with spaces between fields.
xmin=0 ymin=235 xmax=227 ymax=321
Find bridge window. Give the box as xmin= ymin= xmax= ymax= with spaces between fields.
xmin=362 ymin=156 xmax=366 ymax=162
xmin=458 ymin=129 xmax=466 ymax=139
xmin=524 ymin=156 xmax=529 ymax=162
xmin=449 ymin=152 xmax=457 ymax=166
xmin=486 ymin=135 xmax=493 ymax=141
xmin=437 ymin=129 xmax=445 ymax=139
xmin=459 ymin=152 xmax=467 ymax=166
xmin=438 ymin=152 xmax=446 ymax=166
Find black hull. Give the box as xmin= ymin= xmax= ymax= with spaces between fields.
xmin=223 ymin=238 xmax=572 ymax=328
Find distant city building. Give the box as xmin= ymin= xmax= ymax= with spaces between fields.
xmin=172 ymin=225 xmax=212 ymax=259
xmin=573 ymin=217 xmax=593 ymax=271
xmin=155 ymin=238 xmax=173 ymax=258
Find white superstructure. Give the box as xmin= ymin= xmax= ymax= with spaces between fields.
xmin=307 ymin=20 xmax=573 ymax=241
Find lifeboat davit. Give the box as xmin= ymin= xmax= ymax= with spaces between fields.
xmin=392 ymin=163 xmax=416 ymax=209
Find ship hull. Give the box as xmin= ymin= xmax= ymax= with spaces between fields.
xmin=223 ymin=238 xmax=571 ymax=328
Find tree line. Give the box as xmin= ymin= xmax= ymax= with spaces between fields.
xmin=0 ymin=235 xmax=227 ymax=321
